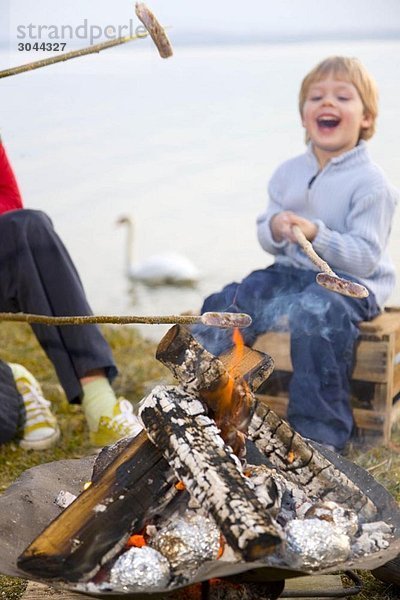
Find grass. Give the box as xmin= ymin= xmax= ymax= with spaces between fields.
xmin=0 ymin=322 xmax=399 ymax=599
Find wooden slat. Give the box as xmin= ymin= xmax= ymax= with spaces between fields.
xmin=359 ymin=308 xmax=400 ymax=336
xmin=390 ymin=399 xmax=400 ymax=428
xmin=257 ymin=394 xmax=386 ymax=432
xmin=254 ymin=332 xmax=390 ymax=382
xmin=393 ymin=365 xmax=400 ymax=397
xmin=254 ymin=332 xmax=291 ymax=371
xmin=353 ymin=340 xmax=390 ymax=382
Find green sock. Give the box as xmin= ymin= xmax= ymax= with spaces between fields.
xmin=81 ymin=378 xmax=117 ymax=432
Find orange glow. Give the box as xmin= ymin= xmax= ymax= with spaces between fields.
xmin=230 ymin=327 xmax=245 ymax=377
xmin=175 ymin=480 xmax=186 ymax=491
xmin=288 ymin=450 xmax=295 ymax=464
xmin=200 ymin=327 xmax=251 ymax=456
xmin=217 ymin=535 xmax=225 ymax=559
xmin=126 ymin=534 xmax=146 ymax=548
xmin=215 ymin=327 xmax=246 ymax=417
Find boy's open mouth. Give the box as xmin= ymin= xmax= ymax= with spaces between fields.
xmin=317 ymin=116 xmax=340 ymax=129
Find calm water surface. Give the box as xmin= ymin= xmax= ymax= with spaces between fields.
xmin=1 ymin=40 xmax=400 ymax=339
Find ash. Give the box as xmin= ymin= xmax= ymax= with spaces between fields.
xmin=85 ymin=461 xmax=394 ymax=592
xmin=246 ymin=464 xmax=393 ymax=571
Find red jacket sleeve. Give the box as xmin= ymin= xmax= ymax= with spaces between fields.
xmin=0 ymin=142 xmax=24 ymax=215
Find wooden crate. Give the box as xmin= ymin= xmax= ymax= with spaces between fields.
xmin=253 ymin=307 xmax=400 ymax=444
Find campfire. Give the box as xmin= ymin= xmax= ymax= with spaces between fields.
xmin=13 ymin=324 xmax=400 ymax=596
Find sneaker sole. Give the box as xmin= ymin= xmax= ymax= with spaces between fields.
xmin=20 ymin=426 xmax=61 ymax=450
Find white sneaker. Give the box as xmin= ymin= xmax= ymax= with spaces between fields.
xmin=90 ymin=398 xmax=143 ymax=447
xmin=8 ymin=363 xmax=60 ymax=450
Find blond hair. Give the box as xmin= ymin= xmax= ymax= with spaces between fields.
xmin=299 ymin=56 xmax=379 ymax=141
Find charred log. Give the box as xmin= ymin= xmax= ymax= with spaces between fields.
xmin=248 ymin=400 xmax=377 ymax=520
xmin=140 ymin=385 xmax=283 ymax=560
xmin=18 ymin=330 xmax=275 ymax=582
xmin=18 ymin=431 xmax=176 ymax=582
xmin=156 ymin=325 xmax=274 ymax=455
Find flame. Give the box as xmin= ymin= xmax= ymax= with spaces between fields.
xmin=214 ymin=328 xmax=245 ymax=417
xmin=231 ymin=327 xmax=245 ymax=370
xmin=200 ymin=328 xmax=251 ymax=454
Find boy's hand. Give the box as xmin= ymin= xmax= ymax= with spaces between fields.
xmin=270 ymin=211 xmax=318 ymax=243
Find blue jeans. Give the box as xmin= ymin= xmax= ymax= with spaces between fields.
xmin=192 ymin=263 xmax=380 ymax=450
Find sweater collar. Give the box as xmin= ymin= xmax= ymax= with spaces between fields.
xmin=306 ymin=140 xmax=369 ymax=170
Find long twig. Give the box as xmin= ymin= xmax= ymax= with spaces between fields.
xmin=0 ymin=3 xmax=173 ymax=79
xmin=0 ymin=311 xmax=252 ymax=329
xmin=0 ymin=33 xmax=146 ymax=80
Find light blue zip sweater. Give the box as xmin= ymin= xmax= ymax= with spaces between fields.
xmin=256 ymin=141 xmax=398 ymax=308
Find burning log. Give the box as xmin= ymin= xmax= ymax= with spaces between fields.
xmin=156 ymin=324 xmax=274 ymax=454
xmin=140 ymin=385 xmax=283 ymax=561
xmin=18 ymin=328 xmax=274 ymax=582
xmin=158 ymin=326 xmax=378 ymax=521
xmin=18 ymin=324 xmax=380 ymax=587
xmin=18 ymin=431 xmax=176 ymax=581
xmin=247 ymin=400 xmax=377 ymax=520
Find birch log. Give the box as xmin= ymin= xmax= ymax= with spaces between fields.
xmin=156 ymin=325 xmax=274 ymax=454
xmin=157 ymin=326 xmax=377 ymax=520
xmin=139 ymin=385 xmax=283 ymax=560
xmin=248 ymin=400 xmax=377 ymax=520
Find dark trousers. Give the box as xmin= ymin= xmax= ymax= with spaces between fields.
xmin=192 ymin=263 xmax=380 ymax=450
xmin=0 ymin=360 xmax=25 ymax=444
xmin=0 ymin=209 xmax=117 ymax=404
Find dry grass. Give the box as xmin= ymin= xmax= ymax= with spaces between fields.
xmin=0 ymin=322 xmax=399 ymax=598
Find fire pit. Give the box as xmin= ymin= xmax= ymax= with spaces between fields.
xmin=0 ymin=325 xmax=400 ymax=599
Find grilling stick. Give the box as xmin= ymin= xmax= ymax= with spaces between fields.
xmin=292 ymin=225 xmax=369 ymax=299
xmin=0 ymin=311 xmax=252 ymax=329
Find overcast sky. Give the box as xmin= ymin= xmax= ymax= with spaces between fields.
xmin=3 ymin=0 xmax=400 ymax=45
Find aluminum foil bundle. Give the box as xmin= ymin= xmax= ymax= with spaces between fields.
xmin=109 ymin=546 xmax=171 ymax=590
xmin=284 ymin=518 xmax=351 ymax=570
xmin=150 ymin=512 xmax=220 ymax=575
xmin=304 ymin=501 xmax=359 ymax=536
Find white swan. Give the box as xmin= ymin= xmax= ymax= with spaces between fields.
xmin=116 ymin=215 xmax=200 ymax=287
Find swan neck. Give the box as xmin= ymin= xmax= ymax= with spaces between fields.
xmin=125 ymin=220 xmax=134 ymax=272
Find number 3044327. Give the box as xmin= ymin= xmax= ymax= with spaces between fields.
xmin=18 ymin=42 xmax=67 ymax=51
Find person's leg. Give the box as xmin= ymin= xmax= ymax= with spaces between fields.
xmin=0 ymin=210 xmax=140 ymax=444
xmin=0 ymin=361 xmax=25 ymax=444
xmin=0 ymin=209 xmax=116 ymax=402
xmin=192 ymin=264 xmax=308 ymax=354
xmin=287 ymin=277 xmax=379 ymax=451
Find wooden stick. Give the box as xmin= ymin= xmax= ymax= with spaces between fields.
xmin=140 ymin=385 xmax=283 ymax=560
xmin=0 ymin=33 xmax=145 ymax=80
xmin=292 ymin=225 xmax=335 ymax=276
xmin=292 ymin=225 xmax=369 ymax=298
xmin=0 ymin=3 xmax=172 ymax=80
xmin=0 ymin=311 xmax=251 ymax=329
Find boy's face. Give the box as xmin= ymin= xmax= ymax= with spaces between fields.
xmin=301 ymin=75 xmax=372 ymax=167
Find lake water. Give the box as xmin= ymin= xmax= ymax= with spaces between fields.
xmin=1 ymin=39 xmax=400 ymax=339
